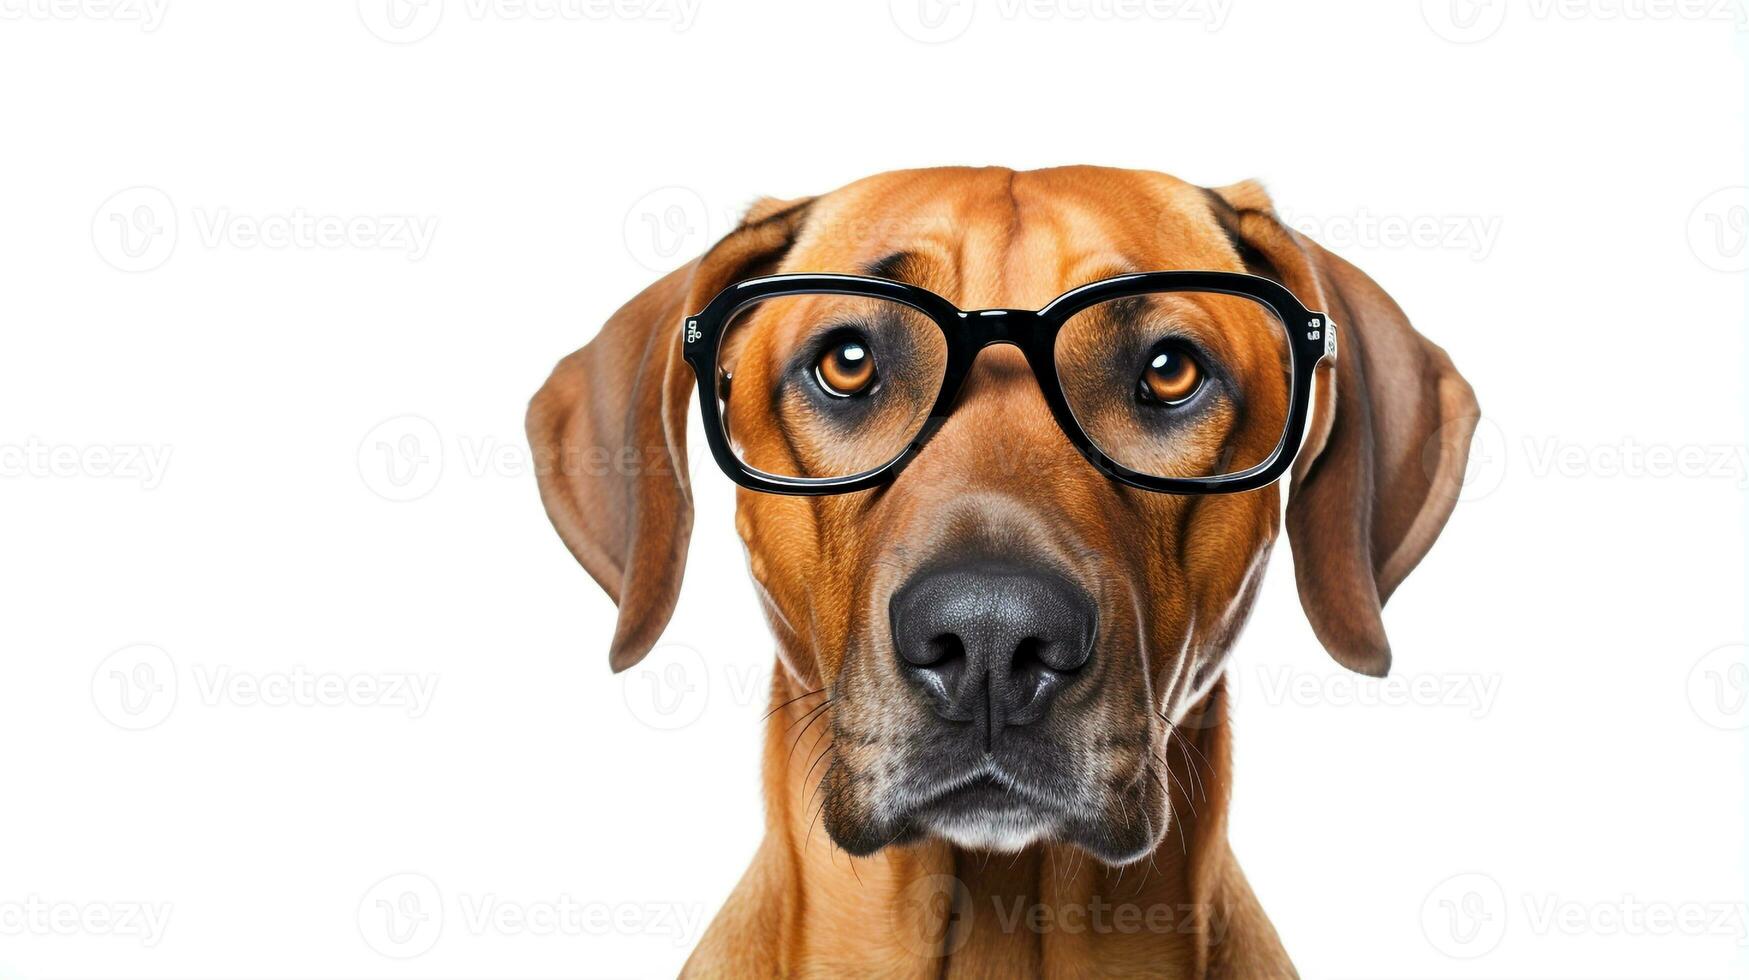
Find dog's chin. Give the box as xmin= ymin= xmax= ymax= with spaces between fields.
xmin=913 ymin=776 xmax=1059 ymax=853
xmin=825 ymin=768 xmax=1171 ymax=867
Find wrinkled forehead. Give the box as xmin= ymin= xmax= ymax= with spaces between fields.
xmin=775 ymin=168 xmax=1247 ymax=307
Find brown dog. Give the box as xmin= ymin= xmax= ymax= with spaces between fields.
xmin=528 ymin=166 xmax=1478 ymax=977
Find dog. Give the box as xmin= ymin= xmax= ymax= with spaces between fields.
xmin=528 ymin=166 xmax=1478 ymax=977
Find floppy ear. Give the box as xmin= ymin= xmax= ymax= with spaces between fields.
xmin=527 ymin=197 xmax=815 ymax=672
xmin=1206 ymin=181 xmax=1480 ymax=677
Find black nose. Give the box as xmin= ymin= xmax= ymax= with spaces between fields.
xmin=889 ymin=563 xmax=1096 ymax=743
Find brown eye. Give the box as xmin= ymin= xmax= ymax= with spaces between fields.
xmin=1137 ymin=343 xmax=1202 ymax=405
xmin=815 ymin=338 xmax=876 ymax=397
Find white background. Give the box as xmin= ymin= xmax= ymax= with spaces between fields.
xmin=1 ymin=1 xmax=1745 ymax=977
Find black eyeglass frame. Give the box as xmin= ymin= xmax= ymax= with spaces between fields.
xmin=681 ymin=271 xmax=1337 ymax=496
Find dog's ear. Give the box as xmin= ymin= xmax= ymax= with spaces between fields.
xmin=1205 ymin=181 xmax=1479 ymax=677
xmin=527 ymin=196 xmax=815 ymax=672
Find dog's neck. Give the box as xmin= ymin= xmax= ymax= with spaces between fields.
xmin=683 ymin=669 xmax=1292 ymax=978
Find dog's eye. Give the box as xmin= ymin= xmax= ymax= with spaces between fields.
xmin=815 ymin=338 xmax=877 ymax=397
xmin=1135 ymin=342 xmax=1203 ymax=406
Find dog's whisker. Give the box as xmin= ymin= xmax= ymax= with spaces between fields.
xmin=1152 ymin=750 xmax=1197 ymax=822
xmin=786 ymin=700 xmax=834 ymax=767
xmin=1157 ymin=709 xmax=1220 ymax=800
xmin=802 ymin=740 xmax=834 ymax=800
xmin=1174 ymin=732 xmax=1207 ymax=803
xmin=784 ymin=697 xmax=833 ymax=736
xmin=1144 ymin=763 xmax=1185 ymax=859
xmin=762 ymin=687 xmax=827 ymax=723
xmin=805 ymin=762 xmax=833 ymax=854
xmin=1137 ymin=849 xmax=1161 ymax=899
xmin=1157 ymin=708 xmax=1220 ymax=790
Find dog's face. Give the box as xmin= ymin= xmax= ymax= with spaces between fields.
xmin=530 ymin=167 xmax=1477 ymax=865
xmin=720 ymin=171 xmax=1288 ymax=862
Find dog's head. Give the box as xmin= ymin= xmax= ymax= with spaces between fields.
xmin=530 ymin=167 xmax=1477 ymax=864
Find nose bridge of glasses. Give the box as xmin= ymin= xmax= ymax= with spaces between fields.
xmin=962 ymin=308 xmax=1037 ymax=348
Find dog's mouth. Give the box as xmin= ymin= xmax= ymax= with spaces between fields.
xmin=820 ymin=735 xmax=1172 ymax=866
xmin=904 ymin=769 xmax=1068 ymax=852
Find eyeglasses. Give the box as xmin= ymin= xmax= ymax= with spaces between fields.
xmin=681 ymin=271 xmax=1336 ymax=496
